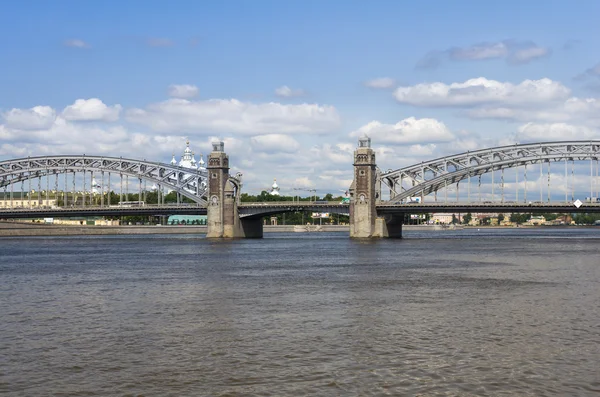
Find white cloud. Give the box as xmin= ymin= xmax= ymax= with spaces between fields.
xmin=394 ymin=78 xmax=570 ymax=107
xmin=309 ymin=143 xmax=353 ymax=165
xmin=416 ymin=40 xmax=551 ymax=69
xmin=364 ymin=77 xmax=396 ymax=89
xmin=510 ymin=46 xmax=551 ymax=64
xmin=61 ymin=98 xmax=122 ymax=122
xmin=450 ymin=42 xmax=508 ymax=61
xmin=408 ymin=143 xmax=437 ymax=156
xmin=126 ymin=98 xmax=341 ymax=135
xmin=564 ymin=97 xmax=600 ymax=115
xmin=465 ymin=107 xmax=569 ymax=122
xmin=0 ymin=115 xmax=132 ymax=159
xmin=292 ymin=177 xmax=314 ymax=189
xmin=350 ymin=117 xmax=455 ymax=144
xmin=250 ymin=134 xmax=300 ymax=153
xmin=444 ymin=138 xmax=483 ymax=153
xmin=274 ymin=85 xmax=305 ymax=98
xmin=2 ymin=106 xmax=56 ymax=130
xmin=575 ymin=63 xmax=600 ymax=86
xmin=578 ymin=63 xmax=600 ymax=78
xmin=466 ymin=96 xmax=600 ymax=125
xmin=518 ymin=123 xmax=600 ymax=141
xmin=64 ymin=39 xmax=90 ymax=48
xmin=167 ymin=84 xmax=199 ymax=99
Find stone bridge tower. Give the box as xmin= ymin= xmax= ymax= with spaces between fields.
xmin=206 ymin=141 xmax=262 ymax=238
xmin=349 ymin=137 xmax=402 ymax=238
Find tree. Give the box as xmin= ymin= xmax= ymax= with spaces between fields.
xmin=497 ymin=213 xmax=505 ymax=223
xmin=510 ymin=213 xmax=531 ymax=224
xmin=463 ymin=212 xmax=472 ymax=225
xmin=573 ymin=213 xmax=600 ymax=225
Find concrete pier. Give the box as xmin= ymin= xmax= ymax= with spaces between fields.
xmin=349 ymin=137 xmax=403 ymax=238
xmin=206 ymin=141 xmax=263 ymax=238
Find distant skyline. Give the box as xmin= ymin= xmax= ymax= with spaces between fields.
xmin=1 ymin=0 xmax=599 ymax=194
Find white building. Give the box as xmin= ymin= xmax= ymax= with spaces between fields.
xmin=270 ymin=179 xmax=280 ymax=196
xmin=430 ymin=213 xmax=462 ymax=224
xmin=171 ymin=140 xmax=206 ymax=171
xmin=168 ymin=140 xmax=206 ymax=194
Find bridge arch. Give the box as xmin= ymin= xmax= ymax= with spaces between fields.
xmin=0 ymin=155 xmax=208 ymax=204
xmin=381 ymin=141 xmax=600 ymax=203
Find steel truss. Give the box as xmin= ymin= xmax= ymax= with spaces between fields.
xmin=381 ymin=141 xmax=600 ymax=203
xmin=0 ymin=155 xmax=208 ymax=204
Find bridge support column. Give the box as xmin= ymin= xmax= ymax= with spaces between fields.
xmin=374 ymin=214 xmax=403 ymax=238
xmin=206 ymin=141 xmax=263 ymax=238
xmin=349 ymin=137 xmax=402 ymax=238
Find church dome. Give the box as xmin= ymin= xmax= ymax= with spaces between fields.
xmin=270 ymin=178 xmax=280 ymax=196
xmin=178 ymin=140 xmax=194 ymax=168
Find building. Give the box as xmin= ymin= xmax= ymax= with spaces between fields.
xmin=0 ymin=197 xmax=57 ymax=209
xmin=430 ymin=213 xmax=462 ymax=224
xmin=168 ymin=140 xmax=206 ymax=194
xmin=525 ymin=215 xmax=546 ymax=226
xmin=171 ymin=140 xmax=206 ymax=171
xmin=270 ymin=179 xmax=280 ymax=196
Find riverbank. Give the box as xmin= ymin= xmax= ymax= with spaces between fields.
xmin=0 ymin=222 xmax=466 ymax=236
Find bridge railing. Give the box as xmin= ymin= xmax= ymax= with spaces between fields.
xmin=376 ymin=202 xmax=600 ymax=209
xmin=0 ymin=203 xmax=206 ymax=212
xmin=239 ymin=200 xmax=348 ymax=206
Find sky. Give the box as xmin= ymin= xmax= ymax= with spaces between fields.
xmin=1 ymin=0 xmax=600 ymax=195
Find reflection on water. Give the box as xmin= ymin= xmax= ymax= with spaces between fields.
xmin=1 ymin=229 xmax=599 ymax=396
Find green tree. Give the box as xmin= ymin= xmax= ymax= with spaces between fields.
xmin=573 ymin=213 xmax=600 ymax=225
xmin=463 ymin=212 xmax=472 ymax=225
xmin=510 ymin=213 xmax=531 ymax=224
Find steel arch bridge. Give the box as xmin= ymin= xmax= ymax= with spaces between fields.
xmin=380 ymin=141 xmax=600 ymax=204
xmin=0 ymin=155 xmax=209 ymax=204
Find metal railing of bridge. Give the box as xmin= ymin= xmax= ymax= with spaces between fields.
xmin=0 ymin=155 xmax=209 ymax=207
xmin=380 ymin=141 xmax=600 ymax=205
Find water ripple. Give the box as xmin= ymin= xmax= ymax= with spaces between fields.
xmin=1 ymin=229 xmax=599 ymax=396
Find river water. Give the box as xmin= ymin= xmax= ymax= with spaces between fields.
xmin=1 ymin=229 xmax=599 ymax=396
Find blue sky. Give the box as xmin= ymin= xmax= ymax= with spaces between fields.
xmin=1 ymin=0 xmax=600 ymax=194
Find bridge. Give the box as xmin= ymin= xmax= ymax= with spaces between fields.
xmin=1 ymin=139 xmax=599 ymax=237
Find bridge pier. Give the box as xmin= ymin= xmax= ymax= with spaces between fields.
xmin=374 ymin=214 xmax=403 ymax=238
xmin=349 ymin=137 xmax=403 ymax=238
xmin=206 ymin=141 xmax=263 ymax=238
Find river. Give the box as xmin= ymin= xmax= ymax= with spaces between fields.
xmin=1 ymin=228 xmax=599 ymax=396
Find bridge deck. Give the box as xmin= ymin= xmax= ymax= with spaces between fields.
xmin=376 ymin=202 xmax=600 ymax=213
xmin=0 ymin=205 xmax=207 ymax=218
xmin=1 ymin=201 xmax=599 ymax=219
